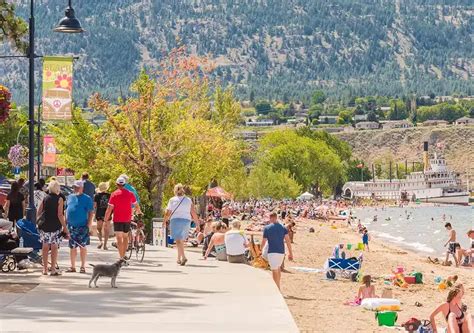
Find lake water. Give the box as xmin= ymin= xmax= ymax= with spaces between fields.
xmin=353 ymin=206 xmax=473 ymax=256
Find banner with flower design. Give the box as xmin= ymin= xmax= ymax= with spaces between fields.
xmin=42 ymin=56 xmax=74 ymax=120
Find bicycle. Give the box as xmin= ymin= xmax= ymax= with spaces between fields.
xmin=124 ymin=216 xmax=146 ymax=262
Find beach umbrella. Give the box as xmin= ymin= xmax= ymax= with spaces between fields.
xmin=205 ymin=186 xmax=233 ymax=200
xmin=297 ymin=192 xmax=315 ymax=200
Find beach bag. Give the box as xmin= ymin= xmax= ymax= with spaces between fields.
xmin=402 ymin=318 xmax=421 ymax=332
xmin=417 ymin=320 xmax=433 ymax=333
xmin=410 ymin=272 xmax=423 ymax=284
xmin=376 ymin=311 xmax=397 ymax=327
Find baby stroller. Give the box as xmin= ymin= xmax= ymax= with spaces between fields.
xmin=0 ymin=219 xmax=38 ymax=272
xmin=325 ymin=254 xmax=363 ymax=282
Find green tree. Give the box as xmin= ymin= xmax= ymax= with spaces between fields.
xmin=0 ymin=1 xmax=28 ymax=51
xmin=311 ymin=90 xmax=326 ymax=105
xmin=247 ymin=163 xmax=301 ymax=199
xmin=296 ymin=126 xmax=352 ymax=162
xmin=254 ymin=100 xmax=272 ymax=115
xmin=417 ymin=103 xmax=466 ymax=122
xmin=388 ymin=99 xmax=408 ymax=120
xmin=0 ymin=107 xmax=28 ymax=177
xmin=87 ymin=51 xmax=243 ymax=216
xmin=337 ymin=109 xmax=353 ymax=124
xmin=347 ymin=160 xmax=372 ymax=181
xmin=257 ymin=130 xmax=345 ymax=194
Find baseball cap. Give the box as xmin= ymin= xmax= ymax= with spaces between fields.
xmin=72 ymin=180 xmax=84 ymax=188
xmin=116 ymin=177 xmax=126 ymax=185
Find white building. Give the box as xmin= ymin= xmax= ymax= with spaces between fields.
xmin=355 ymin=121 xmax=379 ymax=130
xmin=318 ymin=115 xmax=339 ymax=124
xmin=381 ymin=120 xmax=414 ymax=130
xmin=454 ymin=116 xmax=474 ymax=126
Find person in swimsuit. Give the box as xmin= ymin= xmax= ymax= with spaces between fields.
xmin=203 ymin=222 xmax=228 ymax=261
xmin=444 ymin=223 xmax=460 ymax=266
xmin=430 ymin=284 xmax=473 ymax=333
xmin=357 ymin=275 xmax=377 ymax=301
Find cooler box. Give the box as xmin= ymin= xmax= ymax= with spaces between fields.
xmin=376 ymin=311 xmax=397 ymax=327
xmin=405 ymin=276 xmax=416 ymax=284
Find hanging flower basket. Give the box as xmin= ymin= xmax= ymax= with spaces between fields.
xmin=8 ymin=144 xmax=29 ymax=167
xmin=0 ymin=85 xmax=12 ymax=124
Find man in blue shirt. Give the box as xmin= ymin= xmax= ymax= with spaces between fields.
xmin=261 ymin=211 xmax=294 ymax=291
xmin=81 ymin=172 xmax=96 ymax=199
xmin=66 ymin=180 xmax=94 ymax=273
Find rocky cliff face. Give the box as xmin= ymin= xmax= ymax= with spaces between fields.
xmin=336 ymin=126 xmax=474 ymax=187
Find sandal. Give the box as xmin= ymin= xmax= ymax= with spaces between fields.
xmin=50 ymin=271 xmax=62 ymax=276
xmin=97 ymin=243 xmax=103 ymax=249
xmin=415 ymin=302 xmax=423 ymax=307
xmin=177 ymin=259 xmax=182 ymax=265
xmin=80 ymin=267 xmax=86 ymax=274
xmin=42 ymin=271 xmax=48 ymax=276
xmin=66 ymin=267 xmax=76 ymax=273
xmin=180 ymin=258 xmax=188 ymax=266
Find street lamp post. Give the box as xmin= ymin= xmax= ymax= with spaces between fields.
xmin=25 ymin=0 xmax=84 ymax=222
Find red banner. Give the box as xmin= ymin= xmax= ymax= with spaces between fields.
xmin=43 ymin=135 xmax=57 ymax=166
xmin=56 ymin=168 xmax=75 ymax=176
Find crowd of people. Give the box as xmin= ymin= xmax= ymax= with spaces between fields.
xmin=0 ymin=173 xmax=141 ymax=275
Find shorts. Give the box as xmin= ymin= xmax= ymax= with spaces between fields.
xmin=448 ymin=242 xmax=460 ymax=254
xmin=68 ymin=226 xmax=90 ymax=248
xmin=39 ymin=229 xmax=62 ymax=245
xmin=114 ymin=222 xmax=131 ymax=233
xmin=267 ymin=253 xmax=285 ymax=270
xmin=227 ymin=254 xmax=247 ymax=264
xmin=170 ymin=218 xmax=191 ymax=241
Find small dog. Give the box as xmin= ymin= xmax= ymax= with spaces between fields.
xmin=88 ymin=258 xmax=126 ymax=288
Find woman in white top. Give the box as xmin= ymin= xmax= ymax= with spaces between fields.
xmin=163 ymin=184 xmax=200 ymax=266
xmin=225 ymin=220 xmax=249 ymax=264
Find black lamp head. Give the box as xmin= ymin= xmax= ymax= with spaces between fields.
xmin=53 ymin=0 xmax=85 ymax=33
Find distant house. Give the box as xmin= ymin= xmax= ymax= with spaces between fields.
xmin=354 ymin=114 xmax=368 ymax=122
xmin=381 ymin=120 xmax=414 ymax=130
xmin=237 ymin=131 xmax=258 ymax=140
xmin=318 ymin=115 xmax=339 ymax=124
xmin=245 ymin=120 xmax=274 ymax=127
xmin=422 ymin=120 xmax=449 ymax=127
xmin=355 ymin=121 xmax=379 ymax=130
xmin=311 ymin=126 xmax=345 ymax=133
xmin=454 ymin=116 xmax=474 ymax=126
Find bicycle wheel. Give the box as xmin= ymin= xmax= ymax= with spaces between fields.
xmin=124 ymin=231 xmax=133 ymax=260
xmin=136 ymin=230 xmax=146 ymax=262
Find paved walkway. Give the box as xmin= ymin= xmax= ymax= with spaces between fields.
xmin=0 ymin=241 xmax=298 ymax=332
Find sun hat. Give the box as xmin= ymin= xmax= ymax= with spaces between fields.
xmin=119 ymin=174 xmax=129 ymax=183
xmin=97 ymin=182 xmax=109 ymax=193
xmin=116 ymin=177 xmax=126 ymax=185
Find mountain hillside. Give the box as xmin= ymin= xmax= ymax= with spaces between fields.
xmin=336 ymin=126 xmax=474 ymax=188
xmin=1 ymin=0 xmax=474 ymax=104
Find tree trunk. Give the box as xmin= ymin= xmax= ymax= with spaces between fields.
xmin=149 ymin=164 xmax=171 ymax=218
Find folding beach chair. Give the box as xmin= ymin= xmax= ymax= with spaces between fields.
xmin=326 ymin=257 xmax=362 ymax=281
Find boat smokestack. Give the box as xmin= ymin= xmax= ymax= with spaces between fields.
xmin=423 ymin=141 xmax=429 ymax=171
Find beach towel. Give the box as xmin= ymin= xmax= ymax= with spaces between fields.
xmin=290 ymin=266 xmax=324 ymax=273
xmin=343 ymin=297 xmax=361 ymax=306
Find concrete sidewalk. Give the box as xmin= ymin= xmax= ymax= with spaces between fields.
xmin=0 ymin=242 xmax=298 ymax=332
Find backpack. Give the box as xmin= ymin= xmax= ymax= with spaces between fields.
xmin=417 ymin=320 xmax=433 ymax=333
xmin=402 ymin=318 xmax=421 ymax=332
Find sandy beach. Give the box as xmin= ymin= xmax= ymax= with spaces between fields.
xmin=281 ymin=218 xmax=474 ymax=333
